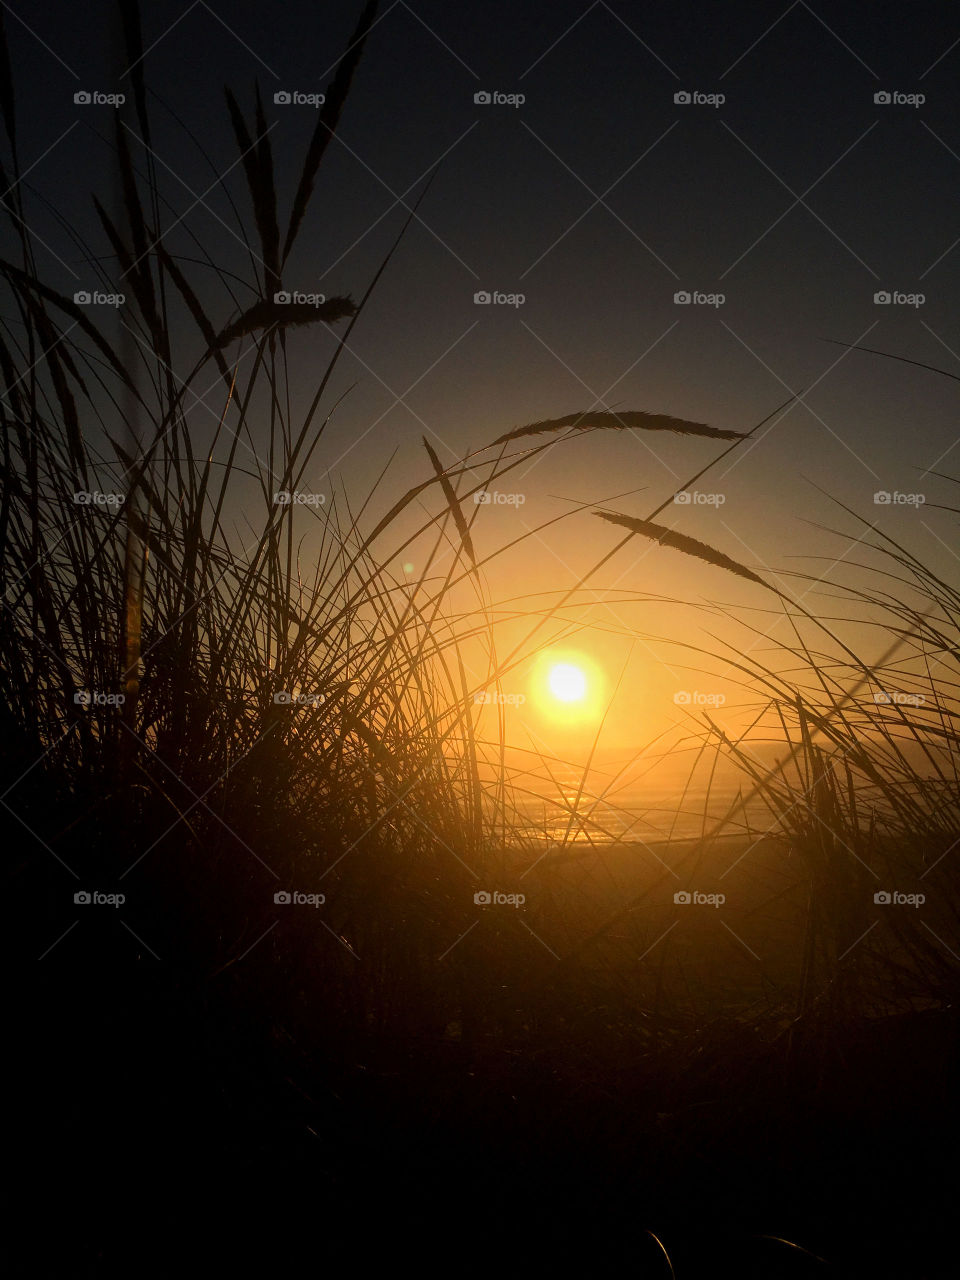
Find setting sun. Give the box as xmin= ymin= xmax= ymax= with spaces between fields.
xmin=548 ymin=662 xmax=587 ymax=703
xmin=529 ymin=649 xmax=606 ymax=726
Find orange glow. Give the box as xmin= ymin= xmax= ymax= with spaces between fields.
xmin=530 ymin=648 xmax=606 ymax=725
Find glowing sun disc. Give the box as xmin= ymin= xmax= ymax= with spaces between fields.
xmin=548 ymin=662 xmax=587 ymax=703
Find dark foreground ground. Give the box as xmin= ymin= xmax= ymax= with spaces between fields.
xmin=8 ymin=830 xmax=957 ymax=1276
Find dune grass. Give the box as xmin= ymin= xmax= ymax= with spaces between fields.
xmin=3 ymin=3 xmax=960 ymax=1272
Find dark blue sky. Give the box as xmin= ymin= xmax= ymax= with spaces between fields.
xmin=5 ymin=0 xmax=960 ymax=615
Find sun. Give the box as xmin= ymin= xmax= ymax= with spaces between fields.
xmin=548 ymin=662 xmax=587 ymax=703
xmin=530 ymin=649 xmax=605 ymax=725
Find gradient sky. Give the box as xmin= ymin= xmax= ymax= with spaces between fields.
xmin=5 ymin=0 xmax=960 ymax=763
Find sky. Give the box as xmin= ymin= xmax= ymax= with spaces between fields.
xmin=4 ymin=0 xmax=960 ymax=770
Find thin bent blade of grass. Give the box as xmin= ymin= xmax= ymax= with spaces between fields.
xmin=421 ymin=436 xmax=477 ymax=568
